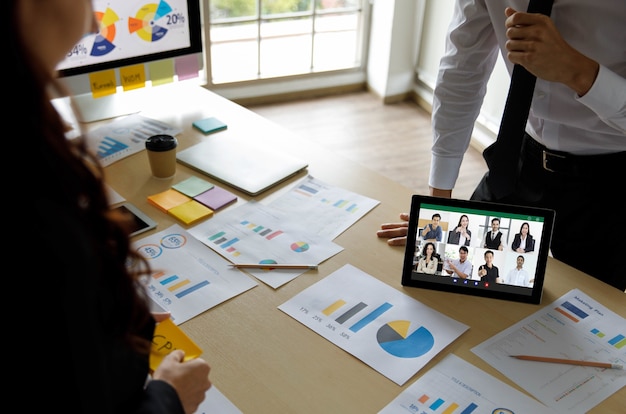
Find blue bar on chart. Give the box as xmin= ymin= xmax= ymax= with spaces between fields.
xmin=175 ymin=280 xmax=210 ymax=298
xmin=561 ymin=301 xmax=589 ymax=319
xmin=429 ymin=398 xmax=444 ymax=410
xmin=590 ymin=328 xmax=606 ymax=338
xmin=97 ymin=136 xmax=128 ymax=158
xmin=349 ymin=302 xmax=393 ymax=332
xmin=608 ymin=334 xmax=626 ymax=349
xmin=295 ymin=184 xmax=318 ymax=196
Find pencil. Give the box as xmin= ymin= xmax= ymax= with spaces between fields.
xmin=228 ymin=263 xmax=318 ymax=270
xmin=510 ymin=355 xmax=623 ymax=370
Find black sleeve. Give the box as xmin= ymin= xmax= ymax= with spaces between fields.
xmin=137 ymin=380 xmax=185 ymax=414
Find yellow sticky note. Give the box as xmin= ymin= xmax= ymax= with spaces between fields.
xmin=147 ymin=189 xmax=191 ymax=212
xmin=168 ymin=200 xmax=214 ymax=225
xmin=150 ymin=318 xmax=203 ymax=372
xmin=149 ymin=59 xmax=175 ymax=86
xmin=120 ymin=64 xmax=146 ymax=91
xmin=89 ymin=69 xmax=117 ymax=98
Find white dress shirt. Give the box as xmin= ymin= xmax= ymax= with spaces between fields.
xmin=429 ymin=0 xmax=626 ymax=190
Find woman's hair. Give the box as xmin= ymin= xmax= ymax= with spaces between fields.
xmin=456 ymin=214 xmax=469 ymax=228
xmin=519 ymin=222 xmax=531 ymax=235
xmin=421 ymin=242 xmax=436 ymax=257
xmin=11 ymin=1 xmax=152 ymax=353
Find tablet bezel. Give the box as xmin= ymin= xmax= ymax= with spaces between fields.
xmin=401 ymin=195 xmax=555 ymax=304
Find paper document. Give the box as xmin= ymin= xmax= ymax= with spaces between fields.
xmin=134 ymin=224 xmax=257 ymax=324
xmin=278 ymin=264 xmax=469 ymax=385
xmin=472 ymin=288 xmax=626 ymax=413
xmin=379 ymin=354 xmax=555 ymax=413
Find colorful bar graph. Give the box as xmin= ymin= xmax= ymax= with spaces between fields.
xmin=346 ymin=203 xmax=358 ymax=213
xmin=97 ymin=136 xmax=128 ymax=158
xmin=349 ymin=302 xmax=393 ymax=332
xmin=590 ymin=328 xmax=605 ymax=338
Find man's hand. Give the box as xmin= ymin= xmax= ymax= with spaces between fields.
xmin=504 ymin=7 xmax=599 ymax=96
xmin=377 ymin=213 xmax=409 ymax=246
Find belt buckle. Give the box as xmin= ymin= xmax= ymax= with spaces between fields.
xmin=542 ymin=150 xmax=566 ymax=172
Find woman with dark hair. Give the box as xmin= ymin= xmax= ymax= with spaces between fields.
xmin=512 ymin=222 xmax=535 ymax=253
xmin=447 ymin=214 xmax=472 ymax=246
xmin=10 ymin=1 xmax=211 ymax=412
xmin=416 ymin=242 xmax=439 ymax=274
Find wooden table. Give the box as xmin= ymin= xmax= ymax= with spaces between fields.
xmin=100 ymin=83 xmax=625 ymax=413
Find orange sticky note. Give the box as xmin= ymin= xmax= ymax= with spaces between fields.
xmin=120 ymin=64 xmax=146 ymax=91
xmin=147 ymin=189 xmax=191 ymax=212
xmin=150 ymin=318 xmax=203 ymax=372
xmin=89 ymin=69 xmax=117 ymax=98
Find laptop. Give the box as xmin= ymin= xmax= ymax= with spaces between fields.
xmin=401 ymin=195 xmax=555 ymax=304
xmin=176 ymin=137 xmax=308 ymax=197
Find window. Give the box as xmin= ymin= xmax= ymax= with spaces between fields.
xmin=207 ymin=0 xmax=369 ymax=85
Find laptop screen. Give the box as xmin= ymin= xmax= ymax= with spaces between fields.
xmin=402 ymin=195 xmax=555 ymax=304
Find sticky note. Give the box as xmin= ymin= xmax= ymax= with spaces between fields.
xmin=172 ymin=176 xmax=214 ymax=197
xmin=89 ymin=69 xmax=117 ymax=98
xmin=194 ymin=186 xmax=238 ymax=210
xmin=192 ymin=117 xmax=228 ymax=134
xmin=150 ymin=318 xmax=203 ymax=372
xmin=149 ymin=59 xmax=175 ymax=86
xmin=168 ymin=200 xmax=214 ymax=225
xmin=147 ymin=189 xmax=191 ymax=212
xmin=120 ymin=64 xmax=146 ymax=91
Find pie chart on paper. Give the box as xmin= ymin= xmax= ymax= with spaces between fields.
xmin=376 ymin=320 xmax=434 ymax=358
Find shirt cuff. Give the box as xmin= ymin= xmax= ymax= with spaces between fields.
xmin=429 ymin=155 xmax=464 ymax=190
xmin=577 ymin=65 xmax=626 ymax=121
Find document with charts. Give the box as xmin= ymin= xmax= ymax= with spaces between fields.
xmin=133 ymin=224 xmax=257 ymax=324
xmin=472 ymin=288 xmax=626 ymax=413
xmin=278 ymin=264 xmax=469 ymax=385
xmin=266 ymin=174 xmax=380 ymax=240
xmin=379 ymin=354 xmax=555 ymax=414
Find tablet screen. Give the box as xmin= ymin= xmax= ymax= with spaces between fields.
xmin=402 ymin=195 xmax=555 ymax=304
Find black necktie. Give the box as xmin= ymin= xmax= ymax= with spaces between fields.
xmin=483 ymin=0 xmax=554 ymax=199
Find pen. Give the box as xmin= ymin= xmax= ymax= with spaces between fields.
xmin=228 ymin=263 xmax=318 ymax=270
xmin=510 ymin=355 xmax=623 ymax=370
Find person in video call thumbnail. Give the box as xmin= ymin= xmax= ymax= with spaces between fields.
xmin=483 ymin=217 xmax=504 ymax=250
xmin=444 ymin=245 xmax=472 ymax=279
xmin=447 ymin=214 xmax=472 ymax=246
xmin=421 ymin=213 xmax=443 ymax=241
xmin=416 ymin=242 xmax=439 ymax=274
xmin=477 ymin=250 xmax=500 ymax=284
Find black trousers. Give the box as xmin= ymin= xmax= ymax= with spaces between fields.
xmin=472 ymin=134 xmax=626 ymax=292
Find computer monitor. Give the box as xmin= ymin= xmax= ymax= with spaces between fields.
xmin=55 ymin=0 xmax=203 ymax=122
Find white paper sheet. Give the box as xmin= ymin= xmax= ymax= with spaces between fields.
xmin=278 ymin=264 xmax=469 ymax=385
xmin=472 ymin=288 xmax=626 ymax=413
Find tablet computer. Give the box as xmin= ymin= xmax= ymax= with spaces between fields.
xmin=401 ymin=195 xmax=555 ymax=304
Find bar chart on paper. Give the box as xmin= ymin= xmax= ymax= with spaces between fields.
xmin=278 ymin=264 xmax=468 ymax=385
xmin=379 ymin=354 xmax=555 ymax=414
xmin=472 ymin=288 xmax=626 ymax=413
xmin=133 ymin=224 xmax=257 ymax=324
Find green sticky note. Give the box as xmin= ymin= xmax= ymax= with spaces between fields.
xmin=192 ymin=117 xmax=227 ymax=134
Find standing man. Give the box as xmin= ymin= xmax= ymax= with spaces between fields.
xmin=444 ymin=246 xmax=473 ymax=279
xmin=483 ymin=218 xmax=504 ymax=250
xmin=378 ymin=1 xmax=625 ymax=292
xmin=421 ymin=213 xmax=443 ymax=241
xmin=477 ymin=250 xmax=500 ymax=284
xmin=503 ymin=255 xmax=533 ymax=287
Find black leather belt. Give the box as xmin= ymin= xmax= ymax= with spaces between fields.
xmin=522 ymin=134 xmax=625 ymax=175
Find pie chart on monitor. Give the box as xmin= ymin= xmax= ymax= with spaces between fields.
xmin=376 ymin=320 xmax=434 ymax=358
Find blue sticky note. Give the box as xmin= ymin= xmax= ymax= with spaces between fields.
xmin=192 ymin=117 xmax=227 ymax=134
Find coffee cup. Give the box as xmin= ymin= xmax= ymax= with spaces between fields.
xmin=145 ymin=134 xmax=178 ymax=179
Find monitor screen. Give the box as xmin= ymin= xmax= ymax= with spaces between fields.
xmin=57 ymin=0 xmax=202 ymax=77
xmin=54 ymin=0 xmax=203 ymax=122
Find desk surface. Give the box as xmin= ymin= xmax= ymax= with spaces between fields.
xmin=101 ymin=84 xmax=625 ymax=413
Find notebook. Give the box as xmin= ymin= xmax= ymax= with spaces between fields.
xmin=176 ymin=138 xmax=308 ymax=196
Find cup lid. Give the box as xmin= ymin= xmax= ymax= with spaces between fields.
xmin=146 ymin=135 xmax=177 ymax=151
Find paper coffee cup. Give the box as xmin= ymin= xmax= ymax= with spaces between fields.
xmin=146 ymin=135 xmax=178 ymax=179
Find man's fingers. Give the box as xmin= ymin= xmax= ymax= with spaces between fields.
xmin=379 ymin=222 xmax=409 ymax=230
xmin=387 ymin=236 xmax=408 ymax=247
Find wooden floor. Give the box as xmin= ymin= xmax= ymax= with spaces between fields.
xmin=246 ymin=91 xmax=488 ymax=200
